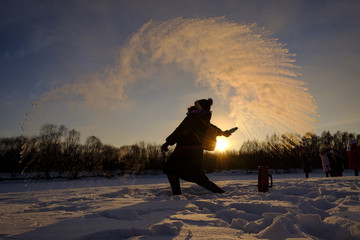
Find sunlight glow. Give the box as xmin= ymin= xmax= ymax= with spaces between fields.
xmin=215 ymin=137 xmax=229 ymax=151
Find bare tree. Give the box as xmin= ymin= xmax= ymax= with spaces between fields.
xmin=62 ymin=129 xmax=81 ymax=178
xmin=38 ymin=124 xmax=66 ymax=178
xmin=320 ymin=131 xmax=333 ymax=150
xmin=84 ymin=136 xmax=103 ymax=173
xmin=0 ymin=137 xmax=22 ymax=175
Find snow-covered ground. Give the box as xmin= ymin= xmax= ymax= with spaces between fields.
xmin=1 ymin=170 xmax=360 ymax=240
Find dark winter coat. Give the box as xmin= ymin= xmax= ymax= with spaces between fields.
xmin=348 ymin=144 xmax=360 ymax=170
xmin=301 ymin=154 xmax=312 ymax=173
xmin=163 ymin=110 xmax=220 ymax=182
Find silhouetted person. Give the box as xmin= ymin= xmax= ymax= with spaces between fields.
xmin=320 ymin=150 xmax=331 ymax=177
xmin=347 ymin=139 xmax=360 ymax=176
xmin=161 ymin=98 xmax=233 ymax=195
xmin=328 ymin=149 xmax=343 ymax=177
xmin=300 ymin=149 xmax=312 ymax=178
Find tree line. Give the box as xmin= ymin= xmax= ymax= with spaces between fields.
xmin=0 ymin=123 xmax=359 ymax=179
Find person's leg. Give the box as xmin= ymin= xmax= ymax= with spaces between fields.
xmin=355 ymin=170 xmax=359 ymax=176
xmin=191 ymin=173 xmax=225 ymax=194
xmin=167 ymin=174 xmax=182 ymax=195
xmin=196 ymin=179 xmax=225 ymax=193
xmin=180 ymin=171 xmax=224 ymax=194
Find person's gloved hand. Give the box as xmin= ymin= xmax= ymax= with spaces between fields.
xmin=223 ymin=127 xmax=238 ymax=137
xmin=222 ymin=131 xmax=231 ymax=137
xmin=161 ymin=142 xmax=170 ymax=152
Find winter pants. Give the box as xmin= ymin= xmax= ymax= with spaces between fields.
xmin=167 ymin=173 xmax=225 ymax=196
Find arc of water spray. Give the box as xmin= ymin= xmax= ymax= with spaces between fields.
xmin=22 ymin=17 xmax=318 ymax=150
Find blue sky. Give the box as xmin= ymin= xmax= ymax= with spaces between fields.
xmin=1 ymin=0 xmax=359 ymax=149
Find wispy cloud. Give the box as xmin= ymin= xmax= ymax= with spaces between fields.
xmin=320 ymin=112 xmax=360 ymax=130
xmin=23 ymin=28 xmax=58 ymax=56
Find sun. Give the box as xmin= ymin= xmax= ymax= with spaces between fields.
xmin=215 ymin=137 xmax=229 ymax=151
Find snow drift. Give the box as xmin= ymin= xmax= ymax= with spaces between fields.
xmin=1 ymin=171 xmax=359 ymax=239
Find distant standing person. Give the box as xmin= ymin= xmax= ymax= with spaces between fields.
xmin=300 ymin=149 xmax=312 ymax=178
xmin=329 ymin=149 xmax=343 ymax=177
xmin=320 ymin=150 xmax=331 ymax=177
xmin=161 ymin=98 xmax=235 ymax=195
xmin=347 ymin=139 xmax=360 ymax=176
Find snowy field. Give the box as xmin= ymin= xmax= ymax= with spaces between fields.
xmin=1 ymin=170 xmax=360 ymax=240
